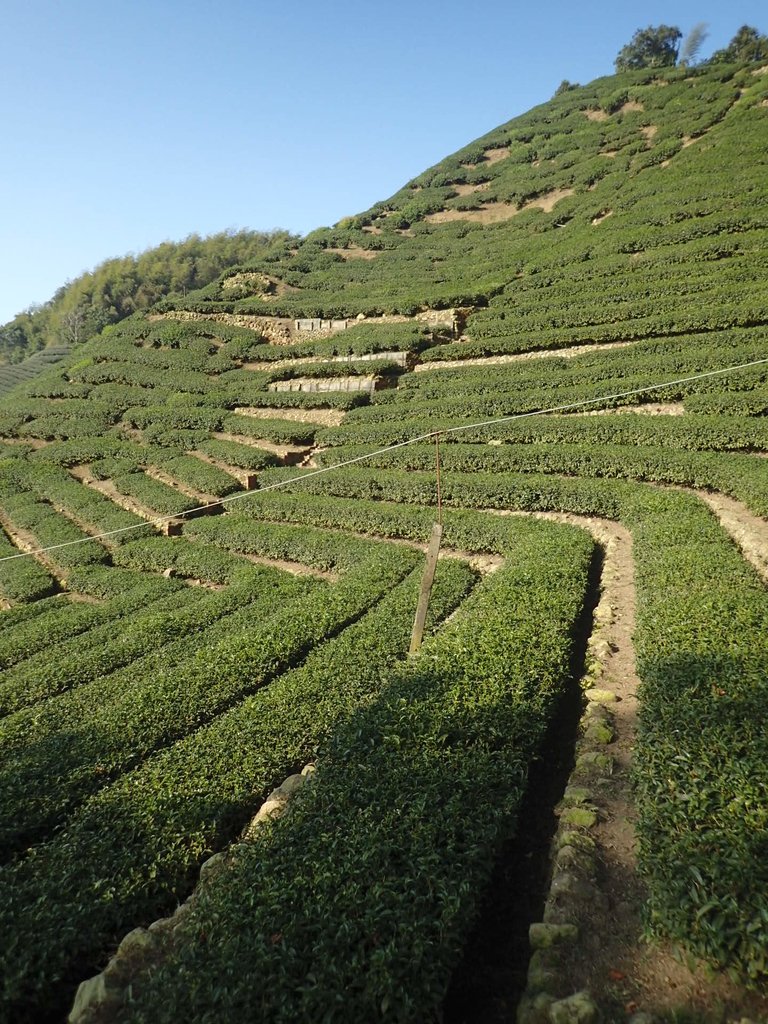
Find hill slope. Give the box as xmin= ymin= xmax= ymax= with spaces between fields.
xmin=0 ymin=61 xmax=766 ymax=1024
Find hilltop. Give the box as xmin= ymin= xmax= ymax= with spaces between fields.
xmin=0 ymin=58 xmax=766 ymax=1024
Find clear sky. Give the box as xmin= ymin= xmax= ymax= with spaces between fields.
xmin=1 ymin=0 xmax=765 ymax=325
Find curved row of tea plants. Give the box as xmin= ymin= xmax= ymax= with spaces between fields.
xmin=0 ymin=555 xmax=474 ymax=1022
xmin=109 ymin=518 xmax=597 ymax=1023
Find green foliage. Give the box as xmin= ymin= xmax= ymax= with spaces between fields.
xmin=627 ymin=491 xmax=768 ymax=980
xmin=0 ymin=53 xmax=767 ymax=1016
xmin=615 ymin=25 xmax=682 ymax=71
xmin=709 ymin=25 xmax=768 ymax=64
xmin=0 ymin=543 xmax=447 ymax=1021
xmin=0 ymin=532 xmax=57 ymax=604
xmin=104 ymin=520 xmax=595 ymax=1022
xmin=0 ymin=231 xmax=297 ymax=363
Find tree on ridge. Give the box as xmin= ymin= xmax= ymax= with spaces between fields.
xmin=614 ymin=25 xmax=682 ymax=71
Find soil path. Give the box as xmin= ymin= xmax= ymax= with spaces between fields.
xmin=232 ymin=406 xmax=346 ymax=427
xmin=233 ymin=550 xmax=340 ymax=583
xmin=491 ymin=508 xmax=768 ymax=1021
xmin=425 ymin=189 xmax=574 ymax=226
xmin=145 ymin=466 xmax=217 ymax=506
xmin=568 ymin=402 xmax=685 ymax=417
xmin=687 ymin=489 xmax=768 ymax=582
xmin=69 ymin=469 xmax=170 ymax=527
xmin=416 ymin=339 xmax=637 ymax=371
xmin=0 ymin=511 xmax=63 ymax=581
xmin=189 ymin=451 xmax=251 ymax=489
xmin=212 ymin=432 xmax=311 ymax=464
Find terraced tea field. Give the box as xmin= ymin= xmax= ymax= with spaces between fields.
xmin=0 ymin=59 xmax=767 ymax=1023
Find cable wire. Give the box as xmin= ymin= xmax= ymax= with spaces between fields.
xmin=0 ymin=355 xmax=766 ymax=564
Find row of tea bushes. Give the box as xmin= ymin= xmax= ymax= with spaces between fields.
xmin=318 ymin=412 xmax=768 ymax=453
xmin=308 ymin=444 xmax=768 ymax=516
xmin=0 ymin=567 xmax=321 ymax=858
xmin=0 ymin=572 xmax=186 ymax=669
xmin=0 ymin=556 xmax=473 ymax=1022
xmin=106 ymin=518 xmax=596 ymax=1022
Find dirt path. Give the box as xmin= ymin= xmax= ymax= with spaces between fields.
xmin=425 ymin=189 xmax=574 ymax=226
xmin=416 ymin=339 xmax=638 ymax=371
xmin=189 ymin=451 xmax=252 ymax=489
xmin=145 ymin=466 xmax=217 ymax=506
xmin=234 ymin=550 xmax=340 ymax=582
xmin=0 ymin=511 xmax=63 ymax=584
xmin=232 ymin=406 xmax=346 ymax=427
xmin=688 ymin=489 xmax=768 ymax=582
xmin=212 ymin=432 xmax=311 ymax=464
xmin=69 ymin=469 xmax=170 ymax=527
xmin=568 ymin=402 xmax=685 ymax=417
xmin=494 ymin=509 xmax=768 ymax=1022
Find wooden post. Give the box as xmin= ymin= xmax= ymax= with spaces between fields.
xmin=409 ymin=522 xmax=443 ymax=655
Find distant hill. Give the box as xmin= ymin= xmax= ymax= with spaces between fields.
xmin=161 ymin=61 xmax=768 ymax=353
xmin=0 ymin=228 xmax=297 ymax=364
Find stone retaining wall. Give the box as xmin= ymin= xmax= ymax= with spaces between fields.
xmin=68 ymin=766 xmax=316 ymax=1024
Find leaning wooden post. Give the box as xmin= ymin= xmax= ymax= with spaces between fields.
xmin=410 ymin=432 xmax=444 ymax=655
xmin=409 ymin=521 xmax=443 ymax=654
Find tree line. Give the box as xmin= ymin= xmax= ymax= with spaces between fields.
xmin=615 ymin=22 xmax=767 ymax=72
xmin=0 ymin=229 xmax=296 ymax=364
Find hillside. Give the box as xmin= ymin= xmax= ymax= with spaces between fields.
xmin=0 ymin=229 xmax=296 ymax=365
xmin=0 ymin=59 xmax=766 ymax=1024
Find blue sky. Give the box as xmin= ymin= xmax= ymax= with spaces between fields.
xmin=1 ymin=0 xmax=765 ymax=325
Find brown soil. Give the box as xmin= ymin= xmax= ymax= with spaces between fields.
xmin=0 ymin=436 xmax=49 ymax=449
xmin=120 ymin=425 xmax=146 ymax=443
xmin=688 ymin=490 xmax=768 ymax=583
xmin=584 ymin=109 xmax=609 ymax=122
xmin=69 ymin=470 xmax=169 ymax=526
xmin=681 ymin=134 xmax=702 ymax=149
xmin=600 ymin=150 xmax=619 ymax=159
xmin=569 ymin=402 xmax=685 ymax=417
xmin=591 ymin=209 xmax=614 ymax=225
xmin=211 ymin=432 xmax=311 ymax=463
xmin=640 ymin=125 xmax=658 ymax=142
xmin=235 ymin=550 xmax=340 ymax=582
xmin=416 ymin=339 xmax=637 ymax=372
xmin=326 ymin=247 xmax=378 ymax=261
xmin=751 ymin=64 xmax=768 ymax=75
xmin=462 ymin=147 xmax=510 ymax=168
xmin=452 ymin=182 xmax=491 ymax=196
xmin=497 ymin=509 xmax=768 ymax=1022
xmin=0 ymin=511 xmax=62 ymax=582
xmin=426 ymin=189 xmax=574 ymax=225
xmin=618 ymin=100 xmax=644 ymax=114
xmin=145 ymin=466 xmax=216 ymax=505
xmin=183 ymin=578 xmax=226 ymax=591
xmin=66 ymin=592 xmax=104 ymax=605
xmin=361 ymin=225 xmax=383 ymax=235
xmin=221 ymin=272 xmax=296 ymax=298
xmin=189 ymin=451 xmax=252 ymax=489
xmin=230 ymin=407 xmax=345 ymax=427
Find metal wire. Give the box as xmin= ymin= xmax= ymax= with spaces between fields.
xmin=0 ymin=355 xmax=766 ymax=564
